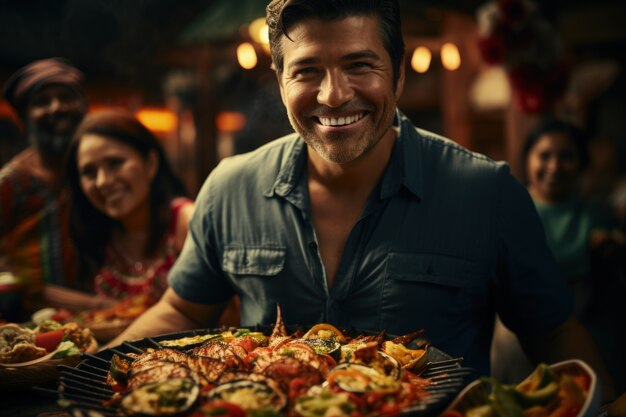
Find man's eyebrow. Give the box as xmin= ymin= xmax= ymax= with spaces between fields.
xmin=287 ymin=57 xmax=319 ymax=71
xmin=343 ymin=50 xmax=381 ymax=61
xmin=286 ymin=49 xmax=383 ymax=72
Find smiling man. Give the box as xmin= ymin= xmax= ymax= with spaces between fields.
xmin=0 ymin=58 xmax=87 ymax=313
xmin=110 ymin=0 xmax=615 ymax=402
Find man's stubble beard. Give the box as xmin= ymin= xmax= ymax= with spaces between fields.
xmin=27 ymin=124 xmax=73 ymax=158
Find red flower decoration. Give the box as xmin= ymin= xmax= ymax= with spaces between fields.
xmin=478 ymin=36 xmax=507 ymax=65
xmin=507 ymin=63 xmax=570 ymax=113
xmin=477 ymin=0 xmax=568 ymax=113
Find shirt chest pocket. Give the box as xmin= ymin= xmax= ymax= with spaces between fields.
xmin=221 ymin=246 xmax=286 ymax=276
xmin=382 ymin=252 xmax=489 ymax=322
xmin=387 ymin=252 xmax=484 ymax=288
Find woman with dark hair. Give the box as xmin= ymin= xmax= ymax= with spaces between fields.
xmin=65 ymin=109 xmax=194 ymax=303
xmin=492 ymin=117 xmax=624 ymax=386
xmin=520 ymin=117 xmax=620 ymax=306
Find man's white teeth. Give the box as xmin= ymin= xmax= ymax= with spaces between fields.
xmin=319 ymin=112 xmax=364 ymax=126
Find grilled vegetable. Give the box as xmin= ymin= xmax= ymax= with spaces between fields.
xmin=121 ymin=377 xmax=199 ymax=415
xmin=205 ymin=380 xmax=287 ymax=412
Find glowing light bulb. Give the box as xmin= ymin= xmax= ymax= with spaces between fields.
xmin=411 ymin=46 xmax=431 ymax=73
xmin=237 ymin=42 xmax=257 ymax=70
xmin=441 ymin=42 xmax=461 ymax=71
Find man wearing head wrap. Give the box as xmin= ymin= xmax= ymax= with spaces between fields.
xmin=0 ymin=58 xmax=87 ymax=316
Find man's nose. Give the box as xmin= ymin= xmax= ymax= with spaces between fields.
xmin=317 ymin=70 xmax=354 ymax=107
xmin=47 ymin=97 xmax=63 ymax=113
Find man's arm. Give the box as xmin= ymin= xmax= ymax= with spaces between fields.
xmin=105 ymin=287 xmax=229 ymax=348
xmin=519 ymin=315 xmax=615 ymax=402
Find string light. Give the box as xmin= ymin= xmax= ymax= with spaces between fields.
xmin=237 ymin=42 xmax=258 ymax=70
xmin=441 ymin=42 xmax=461 ymax=71
xmin=135 ymin=108 xmax=177 ymax=133
xmin=411 ymin=46 xmax=432 ymax=73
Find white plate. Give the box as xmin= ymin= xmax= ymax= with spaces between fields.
xmin=443 ymin=359 xmax=600 ymax=417
xmin=0 ymin=348 xmax=58 ymax=368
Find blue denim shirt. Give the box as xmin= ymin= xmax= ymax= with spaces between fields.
xmin=170 ymin=111 xmax=573 ymax=376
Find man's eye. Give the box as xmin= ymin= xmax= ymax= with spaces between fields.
xmin=350 ymin=62 xmax=373 ymax=70
xmin=58 ymin=92 xmax=77 ymax=103
xmin=31 ymin=97 xmax=51 ymax=107
xmin=294 ymin=67 xmax=318 ymax=77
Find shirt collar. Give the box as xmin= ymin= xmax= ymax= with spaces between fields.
xmin=379 ymin=109 xmax=423 ymax=200
xmin=267 ymin=109 xmax=423 ymax=201
xmin=265 ymin=136 xmax=306 ymax=199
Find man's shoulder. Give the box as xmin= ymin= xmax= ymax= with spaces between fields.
xmin=0 ymin=148 xmax=37 ymax=183
xmin=407 ymin=126 xmax=509 ymax=188
xmin=198 ymin=133 xmax=299 ymax=199
xmin=413 ymin=127 xmax=502 ymax=170
xmin=214 ymin=134 xmax=298 ymax=178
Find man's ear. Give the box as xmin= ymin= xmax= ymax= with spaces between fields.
xmin=276 ymin=70 xmax=287 ymax=106
xmin=395 ymin=56 xmax=406 ymax=98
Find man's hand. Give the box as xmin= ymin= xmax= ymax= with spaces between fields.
xmin=103 ymin=288 xmax=229 ymax=349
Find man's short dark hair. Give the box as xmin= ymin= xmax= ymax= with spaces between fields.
xmin=266 ymin=0 xmax=405 ymax=88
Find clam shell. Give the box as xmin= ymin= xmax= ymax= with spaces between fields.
xmin=329 ymin=363 xmax=401 ymax=393
xmin=121 ymin=377 xmax=199 ymax=416
xmin=205 ymin=379 xmax=287 ymax=411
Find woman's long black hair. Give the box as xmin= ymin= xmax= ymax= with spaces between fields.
xmin=66 ymin=109 xmax=188 ymax=284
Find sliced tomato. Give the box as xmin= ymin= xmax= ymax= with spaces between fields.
xmin=234 ymin=336 xmax=259 ymax=353
xmin=548 ymin=404 xmax=582 ymax=417
xmin=572 ymin=374 xmax=591 ymax=392
xmin=50 ymin=308 xmax=73 ymax=323
xmin=288 ymin=377 xmax=309 ymax=401
xmin=377 ymin=401 xmax=400 ymax=416
xmin=363 ymin=392 xmax=385 ymax=408
xmin=327 ymin=369 xmax=370 ymax=390
xmin=440 ymin=410 xmax=464 ymax=417
xmin=35 ymin=330 xmax=65 ymax=353
xmin=282 ymin=342 xmax=316 ymax=354
xmin=198 ymin=400 xmax=246 ymax=417
xmin=321 ymin=353 xmax=337 ymax=368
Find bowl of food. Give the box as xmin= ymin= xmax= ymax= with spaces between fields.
xmin=441 ymin=359 xmax=600 ymax=417
xmin=0 ymin=320 xmax=98 ymax=390
xmin=78 ymin=294 xmax=155 ymax=342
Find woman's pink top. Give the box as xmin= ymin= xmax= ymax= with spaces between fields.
xmin=94 ymin=198 xmax=192 ymax=301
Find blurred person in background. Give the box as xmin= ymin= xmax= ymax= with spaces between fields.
xmin=66 ymin=110 xmax=240 ymax=327
xmin=64 ymin=110 xmax=195 ymax=310
xmin=492 ymin=117 xmax=625 ymax=391
xmin=0 ymin=58 xmax=86 ymax=318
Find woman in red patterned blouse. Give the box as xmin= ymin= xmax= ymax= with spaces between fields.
xmin=65 ymin=110 xmax=194 ymax=305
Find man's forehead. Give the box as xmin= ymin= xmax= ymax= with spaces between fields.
xmin=280 ymin=15 xmax=383 ymax=56
xmin=28 ymin=84 xmax=80 ymax=102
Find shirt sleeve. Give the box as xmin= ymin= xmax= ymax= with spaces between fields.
xmin=167 ymin=173 xmax=234 ymax=305
xmin=494 ymin=164 xmax=574 ymax=338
